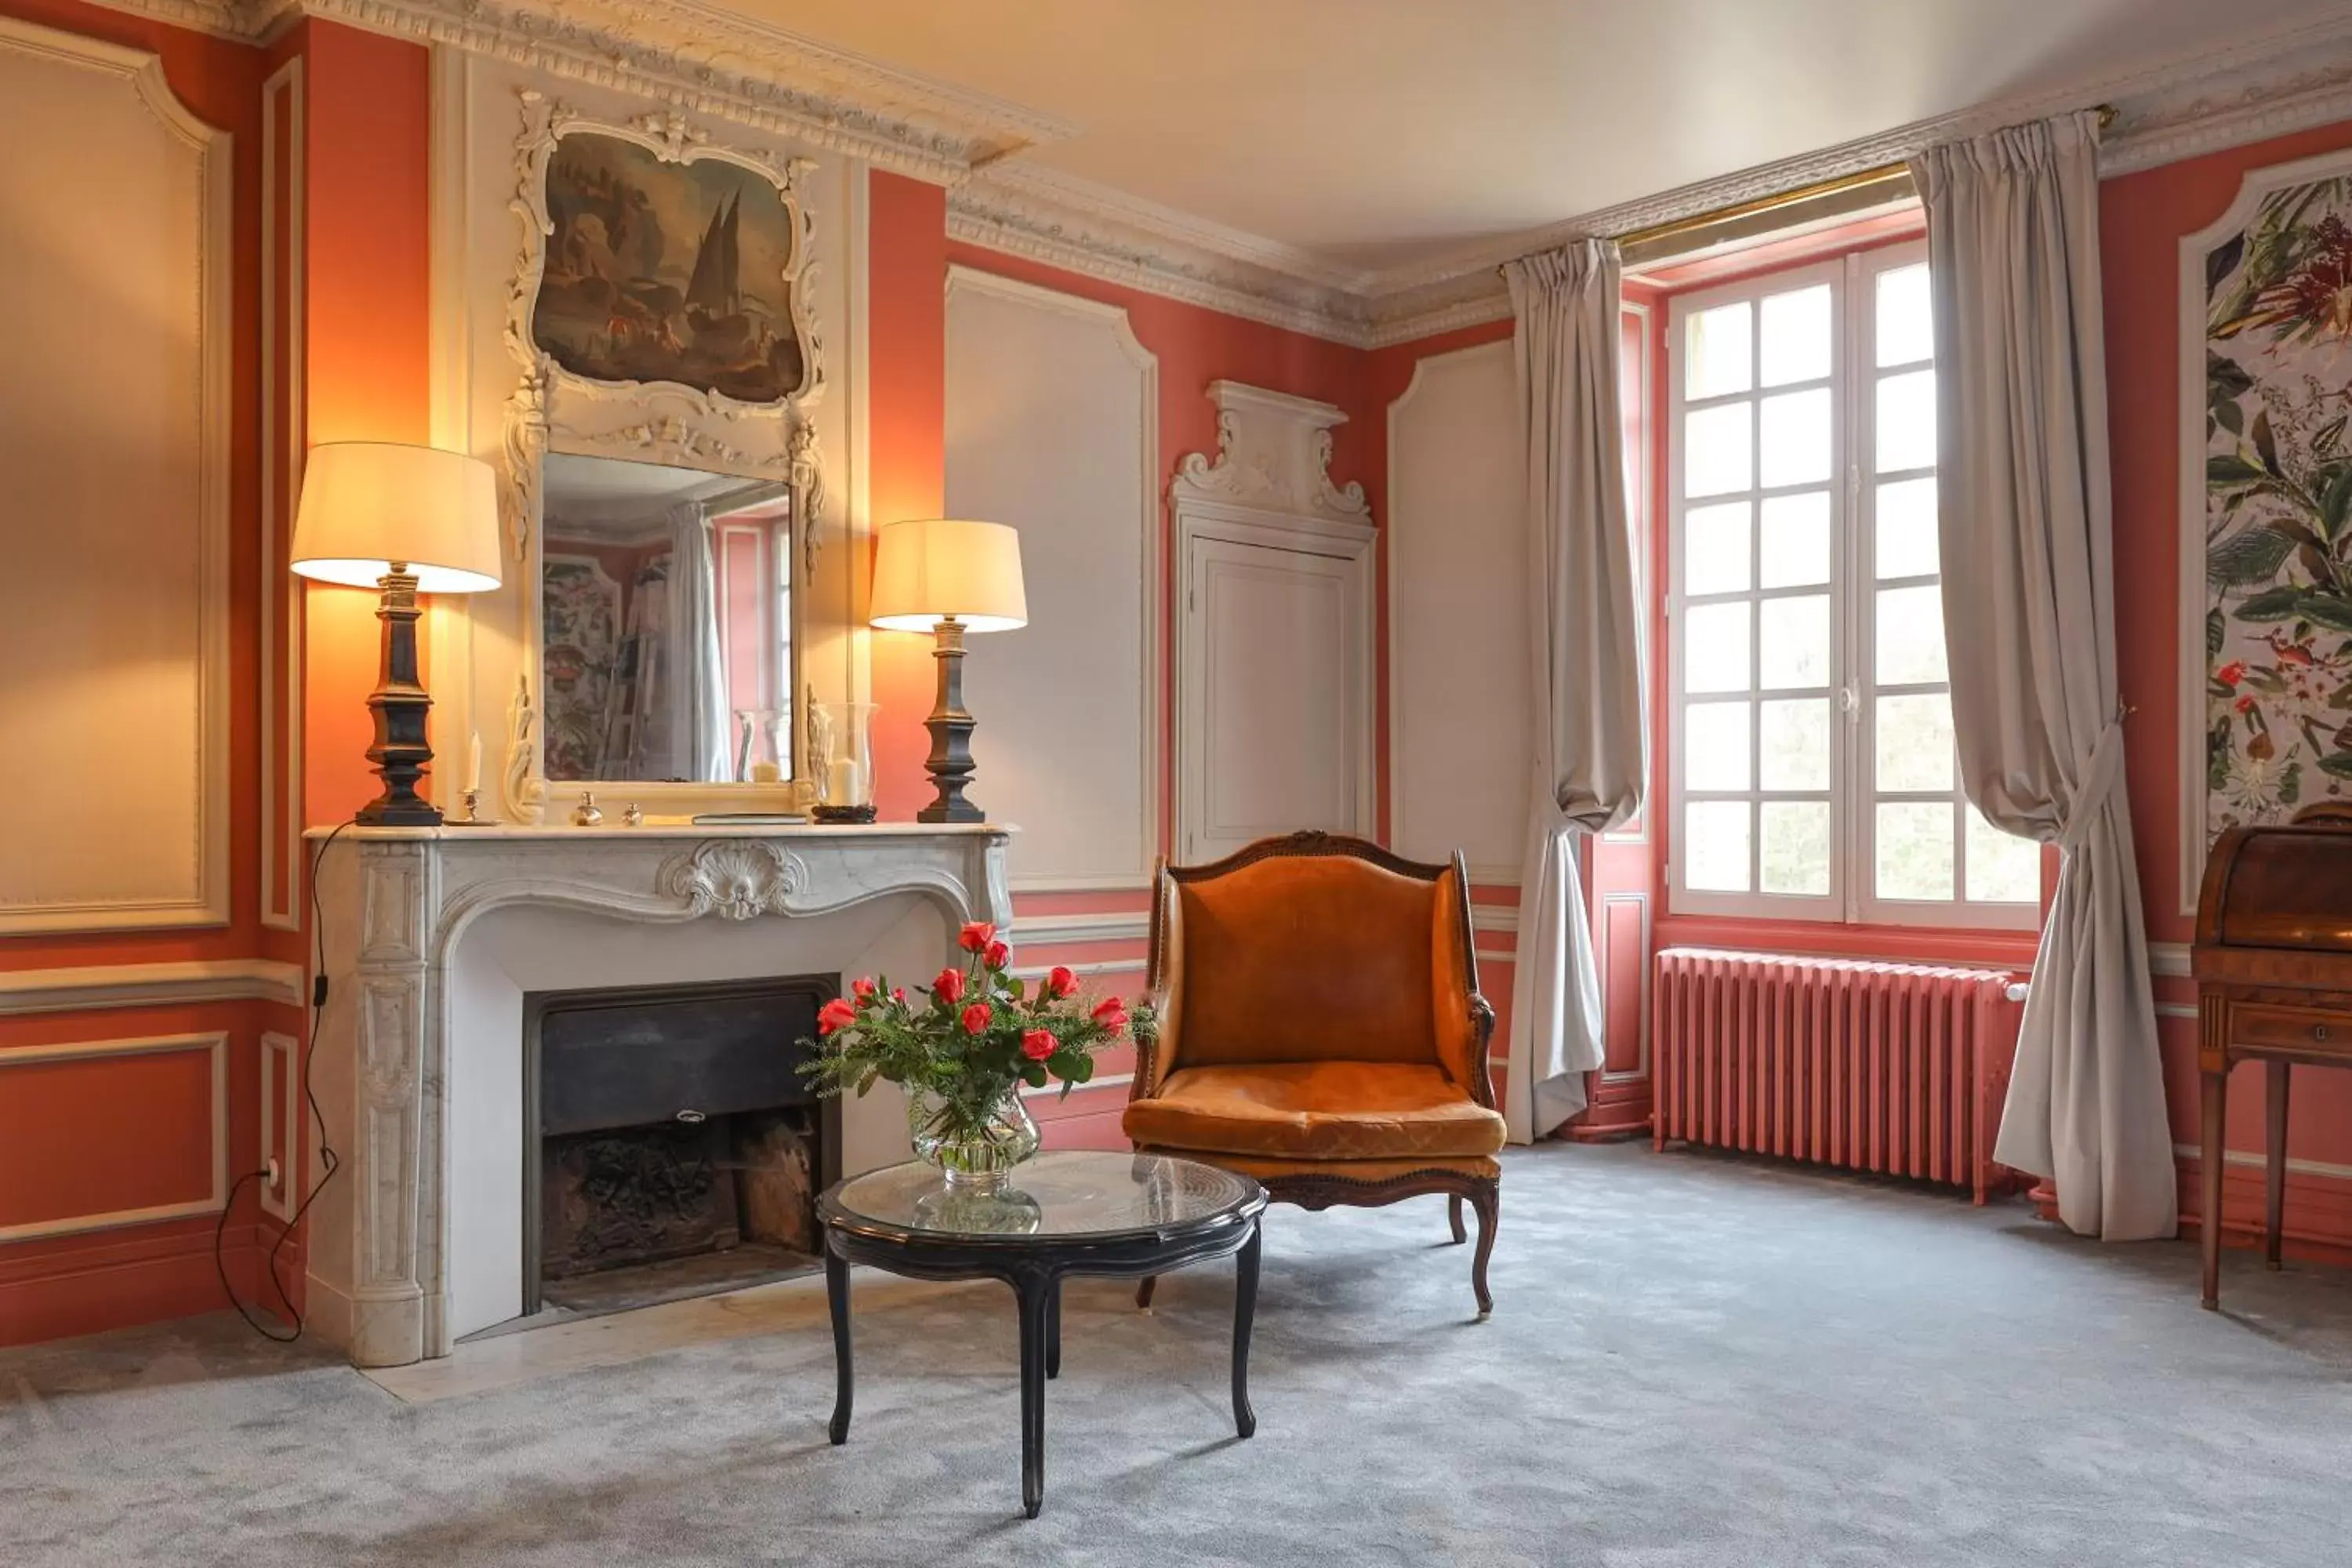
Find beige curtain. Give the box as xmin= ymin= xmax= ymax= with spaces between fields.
xmin=1501 ymin=241 xmax=1646 ymax=1143
xmin=1911 ymin=113 xmax=2176 ymax=1240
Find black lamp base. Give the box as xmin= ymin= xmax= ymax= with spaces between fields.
xmin=917 ymin=618 xmax=985 ymax=824
xmin=356 ymin=568 xmax=443 ymax=828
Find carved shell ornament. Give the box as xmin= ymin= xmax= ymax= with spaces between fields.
xmin=659 ymin=840 xmax=810 ymax=920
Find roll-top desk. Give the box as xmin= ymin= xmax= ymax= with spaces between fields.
xmin=2193 ymin=804 xmax=2352 ymax=1309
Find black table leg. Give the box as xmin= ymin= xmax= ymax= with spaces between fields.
xmin=826 ymin=1243 xmax=853 ymax=1445
xmin=1232 ymin=1216 xmax=1260 ymax=1439
xmin=1046 ymin=1276 xmax=1062 ymax=1380
xmin=1015 ymin=1271 xmax=1052 ymax=1518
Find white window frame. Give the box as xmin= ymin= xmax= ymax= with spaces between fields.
xmin=1664 ymin=240 xmax=2038 ymax=930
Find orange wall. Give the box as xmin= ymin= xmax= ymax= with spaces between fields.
xmin=0 ymin=0 xmax=281 ymax=1347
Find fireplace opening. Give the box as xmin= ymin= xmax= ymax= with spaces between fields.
xmin=521 ymin=975 xmax=840 ymax=1323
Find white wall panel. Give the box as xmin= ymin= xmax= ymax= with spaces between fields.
xmin=946 ymin=267 xmax=1158 ymax=890
xmin=1387 ymin=340 xmax=1530 ymax=879
xmin=0 ymin=20 xmax=230 ymax=932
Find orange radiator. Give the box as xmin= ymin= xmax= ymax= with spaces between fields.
xmin=1651 ymin=949 xmax=2027 ymax=1203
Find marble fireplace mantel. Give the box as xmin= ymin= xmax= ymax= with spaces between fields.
xmin=302 ymin=822 xmax=1013 ymax=1367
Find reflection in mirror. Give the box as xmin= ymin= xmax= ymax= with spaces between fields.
xmin=540 ymin=451 xmax=794 ymax=784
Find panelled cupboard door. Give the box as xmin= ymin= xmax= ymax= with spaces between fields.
xmin=1178 ymin=534 xmax=1372 ymax=862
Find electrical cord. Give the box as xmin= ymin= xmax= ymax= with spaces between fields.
xmin=215 ymin=818 xmax=354 ymax=1341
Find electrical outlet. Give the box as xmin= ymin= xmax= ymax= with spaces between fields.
xmin=265 ymin=1156 xmax=282 ymax=1191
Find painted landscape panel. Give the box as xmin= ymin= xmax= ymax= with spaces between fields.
xmin=2201 ymin=161 xmax=2352 ymax=836
xmin=534 ymin=132 xmax=806 ymax=405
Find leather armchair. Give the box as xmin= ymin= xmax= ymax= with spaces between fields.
xmin=1123 ymin=832 xmax=1504 ymax=1316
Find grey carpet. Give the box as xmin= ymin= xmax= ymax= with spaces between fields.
xmin=5 ymin=1142 xmax=2352 ymax=1566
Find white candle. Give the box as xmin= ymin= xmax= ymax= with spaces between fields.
xmin=827 ymin=758 xmax=865 ymax=806
xmin=465 ymin=731 xmax=482 ymax=795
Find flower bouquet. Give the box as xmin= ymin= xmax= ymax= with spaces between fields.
xmin=801 ymin=920 xmax=1147 ymax=1189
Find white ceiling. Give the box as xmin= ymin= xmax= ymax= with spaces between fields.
xmin=719 ymin=0 xmax=2345 ymax=271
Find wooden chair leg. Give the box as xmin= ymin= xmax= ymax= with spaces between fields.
xmin=1468 ymin=1181 xmax=1498 ymax=1320
xmin=1135 ymin=1275 xmax=1157 ymax=1311
xmin=1447 ymin=1195 xmax=1466 ymax=1244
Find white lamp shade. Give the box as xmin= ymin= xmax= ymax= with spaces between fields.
xmin=869 ymin=518 xmax=1028 ymax=633
xmin=291 ymin=441 xmax=503 ymax=593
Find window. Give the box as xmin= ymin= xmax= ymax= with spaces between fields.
xmin=1665 ymin=243 xmax=2038 ymax=927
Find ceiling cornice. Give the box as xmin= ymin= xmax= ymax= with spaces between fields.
xmin=81 ymin=0 xmax=2352 ymax=346
xmin=98 ymin=0 xmax=1076 ymax=179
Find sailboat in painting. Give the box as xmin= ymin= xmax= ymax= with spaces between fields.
xmin=532 ymin=131 xmax=808 ymax=405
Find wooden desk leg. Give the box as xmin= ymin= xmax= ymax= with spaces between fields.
xmin=2266 ymin=1060 xmax=2291 ymax=1271
xmin=2201 ymin=1068 xmax=2226 ymax=1311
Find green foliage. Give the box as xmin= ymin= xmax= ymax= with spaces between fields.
xmin=798 ymin=929 xmax=1153 ymax=1150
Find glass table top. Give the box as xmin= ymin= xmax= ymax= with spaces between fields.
xmin=823 ymin=1151 xmax=1261 ymax=1242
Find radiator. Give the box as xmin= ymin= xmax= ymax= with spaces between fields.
xmin=1651 ymin=949 xmax=2026 ymax=1203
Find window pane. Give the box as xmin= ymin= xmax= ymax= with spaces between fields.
xmin=1876 ymin=263 xmax=1933 ymax=367
xmin=1875 ymin=476 xmax=1939 ymax=579
xmin=1759 ymin=698 xmax=1831 ymax=790
xmin=1759 ymin=388 xmax=1833 ymax=487
xmin=1875 ymin=691 xmax=1955 ymax=792
xmin=1759 ymin=491 xmax=1831 ymax=588
xmin=1683 ymin=601 xmax=1751 ymax=692
xmin=1685 ymin=701 xmax=1751 ymax=791
xmin=1877 ymin=801 xmax=1955 ymax=901
xmin=1966 ymin=807 xmax=2041 ymax=903
xmin=1760 ymin=285 xmax=1832 ymax=387
xmin=1760 ymin=593 xmax=1831 ymax=689
xmin=1685 ymin=402 xmax=1753 ymax=498
xmin=1684 ymin=501 xmax=1752 ymax=595
xmin=1761 ymin=802 xmax=1832 ymax=896
xmin=1686 ymin=301 xmax=1753 ymax=398
xmin=1686 ymin=801 xmax=1751 ymax=891
xmin=1875 ymin=368 xmax=1936 ymax=473
xmin=1875 ymin=584 xmax=1947 ymax=684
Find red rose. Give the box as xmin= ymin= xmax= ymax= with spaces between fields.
xmin=961 ymin=1002 xmax=993 ymax=1035
xmin=891 ymin=987 xmax=908 ymax=1004
xmin=1091 ymin=996 xmax=1129 ymax=1034
xmin=958 ymin=921 xmax=996 ymax=953
xmin=934 ymin=967 xmax=965 ymax=1004
xmin=1047 ymin=965 xmax=1080 ymax=1000
xmin=1021 ymin=1028 xmax=1057 ymax=1062
xmin=817 ymin=997 xmax=858 ymax=1035
xmin=851 ymin=977 xmax=877 ymax=1003
xmin=2216 ymin=661 xmax=2247 ymax=688
xmin=985 ymin=938 xmax=1011 ymax=968
xmin=2235 ymin=695 xmax=2259 ymax=714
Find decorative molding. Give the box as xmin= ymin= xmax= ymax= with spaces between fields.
xmin=1007 ymin=910 xmax=1152 ymax=948
xmin=260 ymin=56 xmax=306 ymax=932
xmin=499 ymin=91 xmax=831 ymax=818
xmin=0 ymin=958 xmax=305 ymax=1016
xmin=1173 ymin=381 xmax=1370 ymax=527
xmin=2173 ymin=1140 xmax=2352 ymax=1184
xmin=655 ymin=840 xmax=812 ymax=919
xmin=259 ymin=1030 xmax=299 ymax=1222
xmin=91 ymin=0 xmax=1074 ymax=178
xmin=2150 ymin=942 xmax=2193 ymax=979
xmin=944 ymin=265 xmax=1163 ymax=895
xmin=0 ymin=16 xmax=231 ymax=935
xmin=1597 ymin=891 xmax=1653 ymax=1086
xmin=0 ymin=1033 xmax=228 ymax=1243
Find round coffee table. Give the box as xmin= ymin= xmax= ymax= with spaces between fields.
xmin=817 ymin=1149 xmax=1268 ymax=1518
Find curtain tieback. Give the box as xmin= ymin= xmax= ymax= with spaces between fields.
xmin=2055 ymin=714 xmax=2127 ymax=856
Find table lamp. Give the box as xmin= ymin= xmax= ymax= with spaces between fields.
xmin=869 ymin=519 xmax=1027 ymax=823
xmin=291 ymin=441 xmax=503 ymax=826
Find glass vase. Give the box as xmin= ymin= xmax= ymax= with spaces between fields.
xmin=906 ymin=1085 xmax=1040 ymax=1192
xmin=809 ymin=701 xmax=878 ymax=822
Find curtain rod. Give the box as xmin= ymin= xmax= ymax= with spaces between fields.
xmin=1568 ymin=103 xmax=2122 ymax=258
